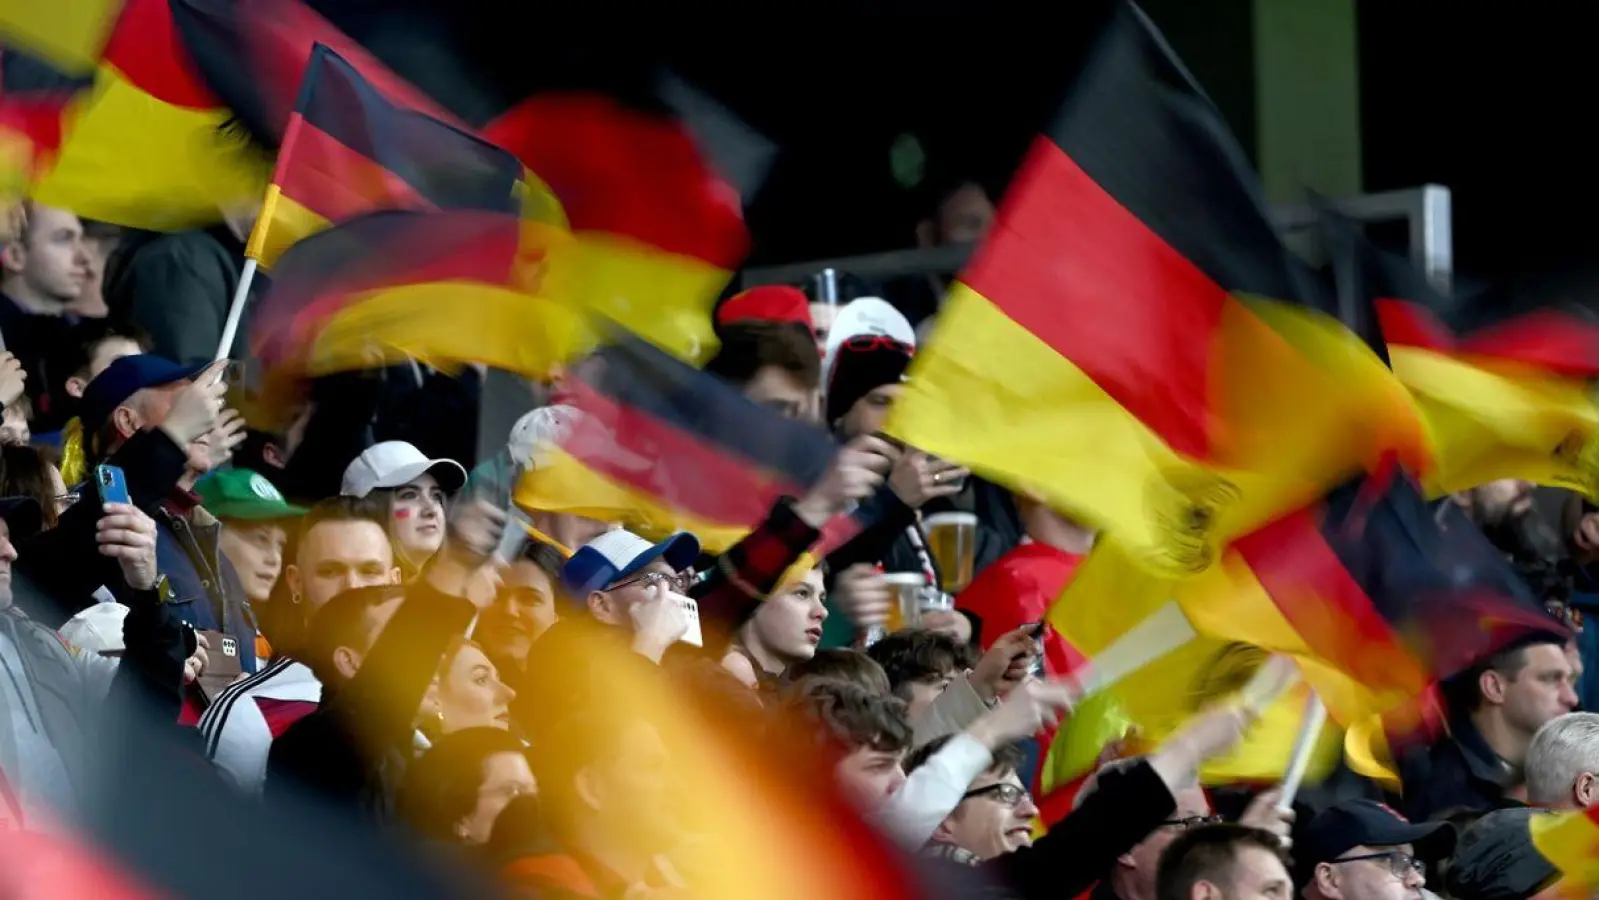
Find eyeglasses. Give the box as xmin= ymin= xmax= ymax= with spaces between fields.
xmin=609 ymin=569 xmax=692 ymax=595
xmin=1162 ymin=816 xmax=1223 ymax=830
xmin=843 ymin=334 xmax=912 ymax=354
xmin=962 ymin=782 xmax=1030 ymax=809
xmin=1332 ymin=851 xmax=1425 ymax=880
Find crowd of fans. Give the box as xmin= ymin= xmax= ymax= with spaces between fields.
xmin=0 ymin=173 xmax=1592 ymax=900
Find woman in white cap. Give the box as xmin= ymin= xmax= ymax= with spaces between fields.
xmin=340 ymin=441 xmax=468 ymax=579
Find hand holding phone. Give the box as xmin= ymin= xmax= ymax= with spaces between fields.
xmin=95 ymin=465 xmax=130 ymax=505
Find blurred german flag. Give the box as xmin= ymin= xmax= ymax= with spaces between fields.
xmin=883 ymin=1 xmax=1423 ymax=578
xmin=0 ymin=0 xmax=269 ymax=228
xmin=1320 ymin=209 xmax=1599 ymax=501
xmin=1532 ymin=806 xmax=1599 ymax=896
xmin=252 ymin=207 xmax=580 ymax=389
xmin=516 ymin=328 xmax=838 ymax=554
xmin=245 ymin=43 xmax=556 ymax=270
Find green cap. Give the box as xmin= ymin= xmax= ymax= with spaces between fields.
xmin=196 ymin=469 xmax=307 ymax=521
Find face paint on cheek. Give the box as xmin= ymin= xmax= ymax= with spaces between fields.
xmin=394 ymin=508 xmax=413 ymax=520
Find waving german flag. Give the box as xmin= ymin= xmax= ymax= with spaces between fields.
xmin=1532 ymin=806 xmax=1599 ymax=895
xmin=1 ymin=0 xmax=268 ymax=228
xmin=884 ymin=1 xmax=1423 ymax=577
xmin=482 ymin=90 xmax=751 ymax=364
xmin=245 ymin=44 xmax=539 ymax=270
xmin=1321 ymin=210 xmax=1599 ymax=501
xmin=252 ymin=208 xmax=580 ymax=388
xmin=516 ymin=327 xmax=838 ymax=554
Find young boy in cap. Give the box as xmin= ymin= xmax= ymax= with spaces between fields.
xmin=198 ymin=468 xmax=306 ymax=666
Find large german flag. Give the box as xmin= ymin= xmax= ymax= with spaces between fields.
xmin=883 ymin=1 xmax=1423 ymax=577
xmin=1056 ymin=468 xmax=1566 ymax=751
xmin=482 ymin=91 xmax=750 ymax=364
xmin=252 ymin=208 xmax=580 ymax=388
xmin=1322 ymin=211 xmax=1599 ymax=500
xmin=246 ymin=44 xmax=536 ymax=270
xmin=5 ymin=0 xmax=267 ymax=228
xmin=515 ymin=329 xmax=838 ymax=554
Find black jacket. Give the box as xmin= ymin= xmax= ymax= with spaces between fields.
xmin=265 ymin=581 xmax=476 ymax=823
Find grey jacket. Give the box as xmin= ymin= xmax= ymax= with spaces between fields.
xmin=0 ymin=587 xmax=190 ymax=827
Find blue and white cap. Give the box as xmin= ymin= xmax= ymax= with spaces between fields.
xmin=560 ymin=528 xmax=701 ymax=597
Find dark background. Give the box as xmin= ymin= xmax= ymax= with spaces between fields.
xmin=319 ymin=1 xmax=1599 ymax=288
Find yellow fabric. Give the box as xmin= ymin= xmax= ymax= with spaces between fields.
xmin=301 ymin=280 xmax=584 ymax=381
xmin=516 ymin=448 xmax=749 ymax=554
xmin=58 ymin=417 xmax=86 ymax=487
xmin=540 ymin=232 xmax=729 ymax=365
xmin=885 ymin=284 xmax=1422 ymax=579
xmin=1343 ymin=714 xmax=1401 ymax=790
xmin=0 ymin=0 xmax=120 ymax=74
xmin=1391 ymin=346 xmax=1599 ymax=499
xmin=245 ymin=184 xmax=326 ymax=267
xmin=31 ymin=62 xmax=269 ymax=229
xmin=1530 ymin=808 xmax=1599 ymax=892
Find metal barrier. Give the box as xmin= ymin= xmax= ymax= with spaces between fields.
xmin=740 ymin=184 xmax=1453 ymax=293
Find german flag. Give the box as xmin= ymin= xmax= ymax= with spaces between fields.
xmin=252 ymin=208 xmax=581 ymax=388
xmin=883 ymin=1 xmax=1423 ymax=577
xmin=246 ymin=44 xmax=537 ymax=270
xmin=1058 ymin=469 xmax=1566 ymax=746
xmin=515 ymin=328 xmax=838 ymax=554
xmin=12 ymin=0 xmax=268 ymax=229
xmin=1532 ymin=806 xmax=1599 ymax=895
xmin=482 ymin=91 xmax=750 ymax=363
xmin=1322 ymin=210 xmax=1599 ymax=500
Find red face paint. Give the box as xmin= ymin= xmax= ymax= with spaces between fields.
xmin=393 ymin=508 xmax=413 ymax=520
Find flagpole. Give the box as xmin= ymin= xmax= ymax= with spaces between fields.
xmin=1277 ymin=693 xmax=1328 ymax=810
xmin=214 ymin=257 xmax=259 ymax=362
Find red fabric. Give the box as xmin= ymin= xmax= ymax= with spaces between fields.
xmin=717 ymin=285 xmax=812 ymax=328
xmin=956 ymin=542 xmax=1086 ymax=674
xmin=256 ymin=697 xmax=318 ymax=739
xmin=177 ymin=693 xmax=203 ymax=727
xmin=956 ymin=542 xmax=1089 ymax=826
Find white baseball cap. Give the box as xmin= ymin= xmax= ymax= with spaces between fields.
xmin=820 ymin=296 xmax=917 ymax=388
xmin=340 ymin=441 xmax=469 ymax=499
xmin=508 ymin=405 xmax=578 ymax=469
xmin=60 ymin=603 xmax=129 ymax=655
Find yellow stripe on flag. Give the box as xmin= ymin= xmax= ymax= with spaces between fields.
xmin=1531 ymin=808 xmax=1599 ymax=893
xmin=304 ymin=281 xmax=584 ymax=381
xmin=1391 ymin=346 xmax=1599 ymax=499
xmin=0 ymin=1 xmax=121 ymax=74
xmin=888 ymin=284 xmax=1423 ymax=578
xmin=542 ymin=232 xmax=729 ymax=365
xmin=31 ymin=64 xmax=268 ymax=229
xmin=246 ymin=183 xmax=331 ymax=267
xmin=515 ymin=448 xmax=749 ymax=553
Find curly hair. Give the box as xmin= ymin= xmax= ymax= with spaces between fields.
xmin=779 ymin=679 xmax=911 ymax=756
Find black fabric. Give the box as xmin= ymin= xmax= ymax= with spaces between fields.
xmin=104 ymin=226 xmax=251 ymax=366
xmin=1443 ymin=808 xmax=1561 ymax=900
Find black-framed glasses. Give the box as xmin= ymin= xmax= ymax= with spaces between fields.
xmin=1331 ymin=851 xmax=1425 ymax=880
xmin=1162 ymin=815 xmax=1223 ymax=830
xmin=609 ymin=569 xmax=691 ymax=595
xmin=961 ymin=782 xmax=1030 ymax=809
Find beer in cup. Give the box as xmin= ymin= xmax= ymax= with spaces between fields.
xmin=880 ymin=572 xmax=929 ymax=632
xmin=923 ymin=511 xmax=978 ymax=593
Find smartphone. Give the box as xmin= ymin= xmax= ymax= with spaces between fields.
xmin=95 ymin=465 xmax=130 ymax=505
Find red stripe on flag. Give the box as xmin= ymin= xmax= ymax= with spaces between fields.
xmin=275 ymin=112 xmax=430 ymax=222
xmin=562 ymin=377 xmax=811 ymax=529
xmin=483 ymin=93 xmax=748 ymax=268
xmin=1457 ymin=310 xmax=1599 ymax=379
xmin=959 ymin=135 xmax=1229 ymax=461
xmin=1375 ymin=298 xmax=1454 ymax=352
xmin=1233 ymin=506 xmax=1422 ymax=695
xmin=100 ymin=0 xmax=218 ymax=109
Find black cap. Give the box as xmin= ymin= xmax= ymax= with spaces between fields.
xmin=0 ymin=496 xmax=44 ymax=543
xmin=1300 ymin=799 xmax=1457 ymax=867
